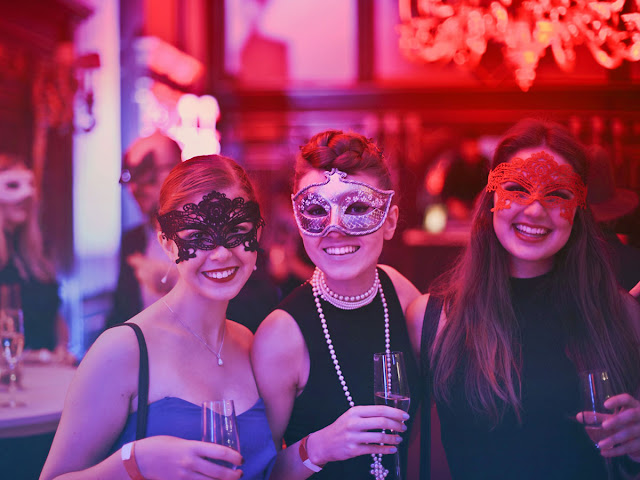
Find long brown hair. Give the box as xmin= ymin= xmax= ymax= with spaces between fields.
xmin=431 ymin=118 xmax=640 ymax=422
xmin=0 ymin=153 xmax=56 ymax=282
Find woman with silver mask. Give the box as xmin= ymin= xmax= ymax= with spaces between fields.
xmin=252 ymin=131 xmax=421 ymax=480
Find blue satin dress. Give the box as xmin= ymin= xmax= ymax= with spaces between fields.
xmin=111 ymin=397 xmax=276 ymax=480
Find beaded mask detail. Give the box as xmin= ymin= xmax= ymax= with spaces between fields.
xmin=292 ymin=169 xmax=394 ymax=237
xmin=487 ymin=151 xmax=587 ymax=224
xmin=157 ymin=190 xmax=264 ymax=263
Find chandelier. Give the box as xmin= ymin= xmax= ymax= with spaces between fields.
xmin=397 ymin=0 xmax=640 ymax=91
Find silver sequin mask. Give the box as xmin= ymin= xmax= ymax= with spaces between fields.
xmin=292 ymin=168 xmax=395 ymax=237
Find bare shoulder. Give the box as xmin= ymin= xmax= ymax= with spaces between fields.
xmin=253 ymin=308 xmax=304 ymax=357
xmin=84 ymin=322 xmax=141 ymax=367
xmin=64 ymin=322 xmax=142 ymax=415
xmin=406 ymin=293 xmax=430 ymax=325
xmin=251 ymin=309 xmax=307 ymax=397
xmin=405 ymin=293 xmax=430 ymax=357
xmin=379 ymin=264 xmax=421 ymax=313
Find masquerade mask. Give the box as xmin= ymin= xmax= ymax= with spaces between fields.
xmin=157 ymin=190 xmax=264 ymax=263
xmin=0 ymin=170 xmax=35 ymax=204
xmin=487 ymin=151 xmax=587 ymax=223
xmin=292 ymin=168 xmax=395 ymax=237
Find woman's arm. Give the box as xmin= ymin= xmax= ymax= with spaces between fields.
xmin=252 ymin=309 xmax=407 ymax=480
xmin=405 ymin=294 xmax=429 ymax=360
xmin=40 ymin=326 xmax=143 ymax=479
xmin=252 ymin=309 xmax=306 ymax=448
xmin=40 ymin=326 xmax=243 ymax=480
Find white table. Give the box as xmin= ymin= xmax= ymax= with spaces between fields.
xmin=0 ymin=363 xmax=76 ymax=438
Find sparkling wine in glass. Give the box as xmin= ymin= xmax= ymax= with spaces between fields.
xmin=579 ymin=370 xmax=615 ymax=479
xmin=1 ymin=284 xmax=25 ymax=408
xmin=202 ymin=399 xmax=241 ymax=470
xmin=374 ymin=351 xmax=411 ymax=480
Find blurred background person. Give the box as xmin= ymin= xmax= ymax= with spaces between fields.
xmin=586 ymin=144 xmax=640 ymax=292
xmin=106 ymin=130 xmax=183 ymax=329
xmin=439 ymin=137 xmax=489 ymax=222
xmin=419 ymin=136 xmax=489 ymax=225
xmin=0 ymin=152 xmax=74 ymax=363
xmin=261 ymin=175 xmax=314 ymax=300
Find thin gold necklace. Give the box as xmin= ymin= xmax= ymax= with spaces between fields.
xmin=162 ymin=299 xmax=225 ymax=366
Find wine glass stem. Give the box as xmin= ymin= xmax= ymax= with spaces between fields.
xmin=394 ymin=450 xmax=401 ymax=480
xmin=7 ymin=365 xmax=18 ymax=407
xmin=604 ymin=457 xmax=614 ymax=480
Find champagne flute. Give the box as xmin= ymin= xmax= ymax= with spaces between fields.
xmin=579 ymin=370 xmax=615 ymax=480
xmin=1 ymin=284 xmax=25 ymax=408
xmin=202 ymin=399 xmax=241 ymax=469
xmin=374 ymin=351 xmax=410 ymax=480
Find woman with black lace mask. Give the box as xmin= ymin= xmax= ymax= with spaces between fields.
xmin=42 ymin=155 xmax=277 ymax=480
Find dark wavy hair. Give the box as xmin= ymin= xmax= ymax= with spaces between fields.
xmin=293 ymin=130 xmax=394 ymax=195
xmin=430 ymin=118 xmax=640 ymax=422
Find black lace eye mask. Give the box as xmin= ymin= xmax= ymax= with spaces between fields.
xmin=157 ymin=190 xmax=265 ymax=263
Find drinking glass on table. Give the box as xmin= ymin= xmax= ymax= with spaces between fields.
xmin=0 ymin=284 xmax=25 ymax=408
xmin=579 ymin=370 xmax=615 ymax=480
xmin=373 ymin=351 xmax=410 ymax=480
xmin=202 ymin=399 xmax=241 ymax=469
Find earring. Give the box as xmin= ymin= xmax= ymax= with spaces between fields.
xmin=253 ymin=264 xmax=258 ymax=272
xmin=160 ymin=263 xmax=174 ymax=284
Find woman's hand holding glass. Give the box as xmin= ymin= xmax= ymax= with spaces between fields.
xmin=374 ymin=351 xmax=411 ymax=479
xmin=590 ymin=393 xmax=640 ymax=461
xmin=577 ymin=370 xmax=640 ymax=465
xmin=126 ymin=436 xmax=243 ymax=480
xmin=301 ymin=405 xmax=407 ymax=467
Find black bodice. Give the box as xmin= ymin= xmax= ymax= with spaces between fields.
xmin=436 ymin=274 xmax=608 ymax=480
xmin=279 ymin=267 xmax=420 ymax=479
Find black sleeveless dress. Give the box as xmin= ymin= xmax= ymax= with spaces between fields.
xmin=280 ymin=268 xmax=420 ymax=479
xmin=434 ymin=274 xmax=611 ymax=480
xmin=0 ymin=262 xmax=60 ymax=350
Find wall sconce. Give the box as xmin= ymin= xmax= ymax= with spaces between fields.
xmin=74 ymin=52 xmax=101 ymax=132
xmin=32 ymin=43 xmax=100 ymax=135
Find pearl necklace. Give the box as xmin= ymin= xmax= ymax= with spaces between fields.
xmin=162 ymin=299 xmax=225 ymax=366
xmin=318 ymin=269 xmax=379 ymax=309
xmin=311 ymin=268 xmax=391 ymax=480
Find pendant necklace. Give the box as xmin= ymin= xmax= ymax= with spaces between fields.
xmin=311 ymin=267 xmax=391 ymax=480
xmin=162 ymin=299 xmax=225 ymax=366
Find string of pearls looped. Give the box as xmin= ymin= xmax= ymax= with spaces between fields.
xmin=311 ymin=267 xmax=391 ymax=480
xmin=318 ymin=269 xmax=380 ymax=310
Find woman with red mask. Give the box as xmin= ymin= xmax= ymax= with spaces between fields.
xmin=407 ymin=118 xmax=640 ymax=480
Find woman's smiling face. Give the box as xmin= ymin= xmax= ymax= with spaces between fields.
xmin=162 ymin=186 xmax=260 ymax=302
xmin=295 ymin=169 xmax=397 ymax=288
xmin=491 ymin=147 xmax=581 ymax=278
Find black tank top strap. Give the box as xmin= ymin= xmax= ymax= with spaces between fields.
xmin=419 ymin=294 xmax=443 ymax=480
xmin=108 ymin=322 xmax=149 ymax=440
